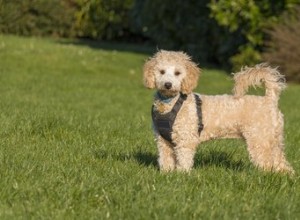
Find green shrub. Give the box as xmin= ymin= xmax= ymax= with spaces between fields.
xmin=263 ymin=6 xmax=300 ymax=82
xmin=0 ymin=0 xmax=134 ymax=40
xmin=209 ymin=0 xmax=298 ymax=70
xmin=0 ymin=0 xmax=76 ymax=37
xmin=230 ymin=45 xmax=262 ymax=70
xmin=74 ymin=0 xmax=134 ymax=40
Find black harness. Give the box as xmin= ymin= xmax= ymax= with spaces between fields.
xmin=151 ymin=93 xmax=204 ymax=144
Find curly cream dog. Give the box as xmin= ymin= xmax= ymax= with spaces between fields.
xmin=144 ymin=50 xmax=294 ymax=174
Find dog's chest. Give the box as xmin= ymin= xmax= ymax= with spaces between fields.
xmin=154 ymin=102 xmax=174 ymax=113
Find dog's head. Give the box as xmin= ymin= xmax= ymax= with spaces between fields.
xmin=143 ymin=50 xmax=200 ymax=97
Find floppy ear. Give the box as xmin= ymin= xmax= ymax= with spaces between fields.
xmin=143 ymin=57 xmax=156 ymax=89
xmin=181 ymin=60 xmax=200 ymax=94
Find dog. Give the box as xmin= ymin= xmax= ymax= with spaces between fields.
xmin=143 ymin=50 xmax=294 ymax=174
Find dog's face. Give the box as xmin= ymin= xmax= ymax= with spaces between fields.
xmin=152 ymin=61 xmax=187 ymax=97
xmin=143 ymin=50 xmax=200 ymax=97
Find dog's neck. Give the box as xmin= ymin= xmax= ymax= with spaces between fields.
xmin=155 ymin=92 xmax=179 ymax=104
xmin=154 ymin=92 xmax=182 ymax=113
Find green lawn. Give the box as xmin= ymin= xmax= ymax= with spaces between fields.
xmin=0 ymin=35 xmax=300 ymax=219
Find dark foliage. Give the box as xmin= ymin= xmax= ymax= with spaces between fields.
xmin=130 ymin=0 xmax=244 ymax=66
xmin=74 ymin=0 xmax=135 ymax=41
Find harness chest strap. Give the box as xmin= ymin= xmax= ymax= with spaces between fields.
xmin=151 ymin=93 xmax=204 ymax=144
xmin=194 ymin=94 xmax=204 ymax=134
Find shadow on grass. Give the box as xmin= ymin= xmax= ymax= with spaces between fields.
xmin=194 ymin=150 xmax=245 ymax=171
xmin=55 ymin=38 xmax=225 ymax=70
xmin=93 ymin=149 xmax=158 ymax=168
xmin=133 ymin=150 xmax=245 ymax=171
xmin=57 ymin=38 xmax=155 ymax=55
xmin=93 ymin=149 xmax=244 ymax=171
xmin=134 ymin=151 xmax=158 ymax=168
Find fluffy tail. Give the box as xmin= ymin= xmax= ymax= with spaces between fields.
xmin=233 ymin=63 xmax=286 ymax=103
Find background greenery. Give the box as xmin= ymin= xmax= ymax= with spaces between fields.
xmin=209 ymin=0 xmax=298 ymax=69
xmin=0 ymin=0 xmax=76 ymax=37
xmin=0 ymin=0 xmax=299 ymax=78
xmin=0 ymin=35 xmax=300 ymax=219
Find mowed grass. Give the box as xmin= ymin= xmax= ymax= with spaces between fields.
xmin=0 ymin=35 xmax=300 ymax=219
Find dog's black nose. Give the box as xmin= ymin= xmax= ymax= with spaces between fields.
xmin=164 ymin=82 xmax=172 ymax=90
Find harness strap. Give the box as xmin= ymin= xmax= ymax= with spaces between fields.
xmin=171 ymin=93 xmax=187 ymax=115
xmin=194 ymin=94 xmax=204 ymax=135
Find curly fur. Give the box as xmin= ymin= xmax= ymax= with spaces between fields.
xmin=144 ymin=50 xmax=294 ymax=174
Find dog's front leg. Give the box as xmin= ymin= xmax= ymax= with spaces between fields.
xmin=157 ymin=137 xmax=176 ymax=172
xmin=174 ymin=144 xmax=197 ymax=172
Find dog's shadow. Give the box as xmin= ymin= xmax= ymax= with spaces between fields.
xmin=135 ymin=150 xmax=245 ymax=171
xmin=194 ymin=151 xmax=245 ymax=171
xmin=93 ymin=149 xmax=245 ymax=171
xmin=93 ymin=150 xmax=158 ymax=168
xmin=134 ymin=151 xmax=158 ymax=168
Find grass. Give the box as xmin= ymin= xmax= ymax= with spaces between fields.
xmin=0 ymin=35 xmax=300 ymax=219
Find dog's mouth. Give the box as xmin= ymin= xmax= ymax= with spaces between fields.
xmin=158 ymin=88 xmax=179 ymax=97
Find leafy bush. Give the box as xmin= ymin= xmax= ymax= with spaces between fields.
xmin=0 ymin=0 xmax=134 ymax=40
xmin=263 ymin=6 xmax=300 ymax=82
xmin=74 ymin=0 xmax=134 ymax=40
xmin=209 ymin=0 xmax=298 ymax=70
xmin=0 ymin=0 xmax=76 ymax=37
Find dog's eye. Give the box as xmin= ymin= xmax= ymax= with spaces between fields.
xmin=160 ymin=70 xmax=165 ymax=75
xmin=175 ymin=71 xmax=181 ymax=76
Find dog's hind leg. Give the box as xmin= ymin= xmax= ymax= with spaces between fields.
xmin=243 ymin=126 xmax=294 ymax=174
xmin=271 ymin=140 xmax=294 ymax=174
xmin=268 ymin=122 xmax=295 ymax=174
